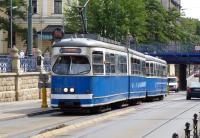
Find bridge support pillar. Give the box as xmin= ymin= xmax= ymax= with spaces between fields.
xmin=178 ymin=64 xmax=187 ymax=91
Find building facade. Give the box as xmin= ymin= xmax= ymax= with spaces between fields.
xmin=160 ymin=0 xmax=181 ymax=11
xmin=17 ymin=0 xmax=77 ymax=55
xmin=0 ymin=0 xmax=77 ymax=55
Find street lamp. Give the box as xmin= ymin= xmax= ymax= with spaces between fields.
xmin=8 ymin=0 xmax=17 ymax=49
xmin=28 ymin=0 xmax=33 ymax=56
xmin=10 ymin=0 xmax=13 ymax=48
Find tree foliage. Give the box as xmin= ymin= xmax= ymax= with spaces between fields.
xmin=64 ymin=0 xmax=200 ymax=45
xmin=64 ymin=0 xmax=146 ymax=43
xmin=0 ymin=0 xmax=27 ymax=43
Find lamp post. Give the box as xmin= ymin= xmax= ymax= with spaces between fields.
xmin=28 ymin=0 xmax=33 ymax=56
xmin=10 ymin=0 xmax=13 ymax=48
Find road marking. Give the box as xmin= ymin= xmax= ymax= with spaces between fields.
xmin=31 ymin=108 xmax=136 ymax=138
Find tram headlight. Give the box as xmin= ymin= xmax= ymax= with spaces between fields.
xmin=64 ymin=88 xmax=68 ymax=93
xmin=70 ymin=88 xmax=75 ymax=93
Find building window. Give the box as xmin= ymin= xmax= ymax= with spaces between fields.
xmin=54 ymin=0 xmax=62 ymax=14
xmin=32 ymin=0 xmax=37 ymax=14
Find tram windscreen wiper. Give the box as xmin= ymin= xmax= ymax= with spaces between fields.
xmin=78 ymin=69 xmax=90 ymax=74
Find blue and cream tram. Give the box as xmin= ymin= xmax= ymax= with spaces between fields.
xmin=50 ymin=37 xmax=167 ymax=110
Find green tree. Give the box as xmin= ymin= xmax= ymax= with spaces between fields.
xmin=0 ymin=0 xmax=27 ymax=47
xmin=64 ymin=1 xmax=82 ymax=33
xmin=144 ymin=0 xmax=169 ymax=43
xmin=64 ymin=0 xmax=146 ymax=43
xmin=165 ymin=8 xmax=182 ymax=42
xmin=179 ymin=18 xmax=200 ymax=44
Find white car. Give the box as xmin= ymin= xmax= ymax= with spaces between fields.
xmin=168 ymin=77 xmax=179 ymax=92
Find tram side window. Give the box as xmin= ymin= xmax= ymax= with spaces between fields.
xmin=150 ymin=63 xmax=154 ymax=76
xmin=157 ymin=64 xmax=161 ymax=77
xmin=142 ymin=61 xmax=146 ymax=75
xmin=146 ymin=63 xmax=150 ymax=76
xmin=92 ymin=51 xmax=104 ymax=74
xmin=131 ymin=58 xmax=141 ymax=75
xmin=105 ymin=53 xmax=111 ymax=74
xmin=115 ymin=54 xmax=119 ymax=73
xmin=155 ymin=64 xmax=158 ymax=76
xmin=118 ymin=56 xmax=127 ymax=74
xmin=110 ymin=54 xmax=115 ymax=73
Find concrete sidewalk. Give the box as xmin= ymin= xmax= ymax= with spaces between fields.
xmin=0 ymin=100 xmax=55 ymax=121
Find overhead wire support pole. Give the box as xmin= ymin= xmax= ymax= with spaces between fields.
xmin=28 ymin=0 xmax=33 ymax=56
xmin=78 ymin=0 xmax=90 ymax=34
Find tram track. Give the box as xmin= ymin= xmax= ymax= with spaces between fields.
xmin=141 ymin=101 xmax=200 ymax=138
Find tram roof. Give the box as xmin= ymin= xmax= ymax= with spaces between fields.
xmin=53 ymin=38 xmax=145 ymax=57
xmin=53 ymin=38 xmax=126 ymax=50
xmin=145 ymin=55 xmax=167 ymax=65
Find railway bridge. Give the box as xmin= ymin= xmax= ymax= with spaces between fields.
xmin=134 ymin=43 xmax=200 ymax=90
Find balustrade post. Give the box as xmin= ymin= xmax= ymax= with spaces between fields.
xmin=9 ymin=47 xmax=21 ymax=73
xmin=35 ymin=48 xmax=44 ymax=73
xmin=185 ymin=122 xmax=191 ymax=138
xmin=172 ymin=133 xmax=179 ymax=138
xmin=9 ymin=47 xmax=22 ymax=101
xmin=193 ymin=114 xmax=198 ymax=138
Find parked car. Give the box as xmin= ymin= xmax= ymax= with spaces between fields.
xmin=167 ymin=77 xmax=179 ymax=92
xmin=194 ymin=73 xmax=200 ymax=77
xmin=186 ymin=82 xmax=200 ymax=100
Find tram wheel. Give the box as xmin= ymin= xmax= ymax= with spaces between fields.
xmin=111 ymin=102 xmax=122 ymax=109
xmin=159 ymin=96 xmax=164 ymax=100
xmin=128 ymin=100 xmax=137 ymax=106
xmin=90 ymin=107 xmax=101 ymax=114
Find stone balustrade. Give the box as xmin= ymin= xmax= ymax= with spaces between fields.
xmin=0 ymin=47 xmax=51 ymax=102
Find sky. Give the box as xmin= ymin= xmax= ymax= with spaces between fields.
xmin=181 ymin=0 xmax=200 ymax=20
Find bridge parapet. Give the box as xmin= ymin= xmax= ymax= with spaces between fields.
xmin=133 ymin=43 xmax=196 ymax=54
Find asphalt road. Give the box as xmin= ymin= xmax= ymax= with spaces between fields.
xmin=0 ymin=91 xmax=199 ymax=138
xmin=54 ymin=92 xmax=200 ymax=138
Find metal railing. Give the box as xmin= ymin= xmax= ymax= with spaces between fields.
xmin=0 ymin=55 xmax=12 ymax=73
xmin=0 ymin=55 xmax=52 ymax=73
xmin=20 ymin=56 xmax=37 ymax=72
xmin=133 ymin=43 xmax=196 ymax=54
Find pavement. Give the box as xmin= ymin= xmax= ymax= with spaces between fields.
xmin=0 ymin=99 xmax=55 ymax=121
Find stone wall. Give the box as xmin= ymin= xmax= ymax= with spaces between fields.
xmin=0 ymin=47 xmax=51 ymax=103
xmin=0 ymin=72 xmax=51 ymax=102
xmin=0 ymin=73 xmax=16 ymax=102
xmin=18 ymin=73 xmax=40 ymax=101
